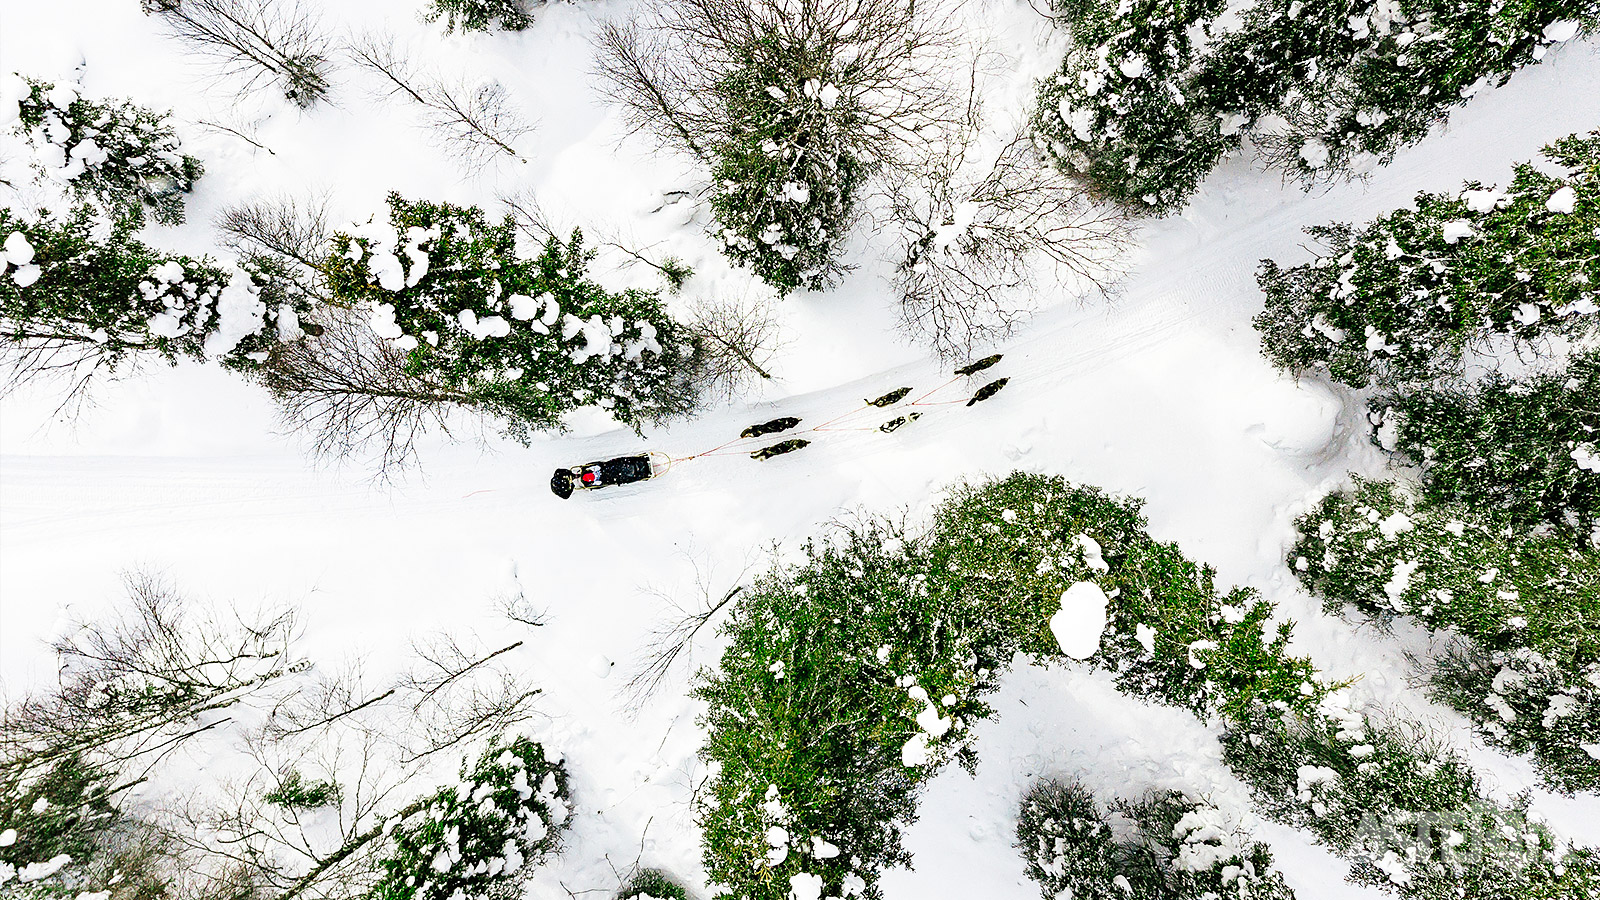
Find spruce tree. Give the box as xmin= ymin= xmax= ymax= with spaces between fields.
xmin=12 ymin=78 xmax=204 ymax=227
xmin=1031 ymin=0 xmax=1235 ymax=212
xmin=321 ymin=193 xmax=700 ymax=438
xmin=1254 ymin=131 xmax=1599 ymax=388
xmin=1371 ymin=350 xmax=1600 ymax=540
xmin=1 ymin=206 xmax=304 ymax=386
xmin=1291 ymin=477 xmax=1600 ymax=793
xmin=423 ymin=0 xmax=534 ymax=33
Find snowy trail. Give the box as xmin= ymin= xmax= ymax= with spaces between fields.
xmin=2 ymin=0 xmax=1598 ymax=894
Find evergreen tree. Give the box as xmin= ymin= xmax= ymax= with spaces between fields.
xmin=1370 ymin=350 xmax=1600 ymax=540
xmin=1254 ymin=132 xmax=1600 ymax=388
xmin=12 ymin=78 xmax=204 ymax=227
xmin=424 ymin=0 xmax=534 ymax=33
xmin=707 ymin=71 xmax=867 ymax=293
xmin=370 ymin=736 xmax=570 ymax=900
xmin=1018 ymin=780 xmax=1296 ymax=900
xmin=1031 ymin=0 xmax=1235 ymax=212
xmin=1035 ymin=0 xmax=1597 ymax=209
xmin=1 ymin=206 xmax=305 ymax=391
xmin=320 ymin=193 xmax=700 ymax=438
xmin=1291 ymin=477 xmax=1600 ymax=793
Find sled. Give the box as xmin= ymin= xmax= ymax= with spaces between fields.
xmin=967 ymin=377 xmax=1009 ymax=406
xmin=550 ymin=451 xmax=672 ymax=499
xmin=741 ymin=416 xmax=802 ymax=439
xmin=751 ymin=438 xmax=810 ymax=461
xmin=867 ymin=387 xmax=913 ymax=407
xmin=955 ymin=354 xmax=1003 ymax=377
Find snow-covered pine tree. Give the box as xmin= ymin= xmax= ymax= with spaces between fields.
xmin=1290 ymin=477 xmax=1600 ymax=794
xmin=1254 ymin=131 xmax=1599 ymax=388
xmin=707 ymin=69 xmax=867 ymax=293
xmin=1 ymin=206 xmax=306 ymax=396
xmin=424 ymin=0 xmax=534 ymax=33
xmin=1370 ymin=350 xmax=1600 ymax=540
xmin=1224 ymin=0 xmax=1596 ymax=181
xmin=320 ymin=193 xmax=699 ymax=439
xmin=369 ymin=736 xmax=570 ymax=900
xmin=1031 ymin=0 xmax=1235 ymax=212
xmin=1018 ymin=780 xmax=1296 ymax=900
xmin=1035 ymin=0 xmax=1595 ymax=209
xmin=12 ymin=77 xmax=204 ymax=227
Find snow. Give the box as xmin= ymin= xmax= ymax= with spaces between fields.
xmin=1546 ymin=185 xmax=1577 ymax=213
xmin=1298 ymin=138 xmax=1330 ymax=170
xmin=1050 ymin=582 xmax=1109 ymax=660
xmin=2 ymin=4 xmax=1598 ymax=899
xmin=1440 ymin=219 xmax=1476 ymax=243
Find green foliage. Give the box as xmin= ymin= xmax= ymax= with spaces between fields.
xmin=1370 ymin=350 xmax=1600 ymax=540
xmin=1 ymin=206 xmax=302 ymax=375
xmin=1017 ymin=779 xmax=1295 ymax=900
xmin=707 ymin=72 xmax=866 ymax=293
xmin=1222 ymin=703 xmax=1596 ymax=900
xmin=13 ymin=78 xmax=204 ymax=227
xmin=262 ymin=771 xmax=341 ymax=809
xmin=695 ymin=472 xmax=1322 ymax=900
xmin=322 ymin=193 xmax=701 ymax=438
xmin=1253 ymin=132 xmax=1600 ymax=388
xmin=1031 ymin=0 xmax=1234 ymax=212
xmin=658 ymin=257 xmax=692 ymax=293
xmin=0 ymin=756 xmax=118 ymax=894
xmin=1290 ymin=477 xmax=1600 ymax=794
xmin=618 ymin=868 xmax=690 ymax=900
xmin=369 ymin=736 xmax=570 ymax=900
xmin=1035 ymin=0 xmax=1596 ymax=209
xmin=423 ymin=0 xmax=533 ymax=33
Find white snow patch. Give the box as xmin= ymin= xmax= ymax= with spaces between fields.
xmin=1050 ymin=582 xmax=1109 ymax=660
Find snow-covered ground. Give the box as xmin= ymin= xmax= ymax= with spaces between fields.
xmin=2 ymin=0 xmax=1598 ymax=896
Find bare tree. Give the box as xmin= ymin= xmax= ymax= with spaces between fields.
xmin=145 ymin=0 xmax=334 ymax=108
xmin=349 ymin=33 xmax=532 ymax=173
xmin=1 ymin=573 xmax=301 ymax=789
xmin=595 ymin=0 xmax=966 ymax=173
xmin=257 ymin=308 xmax=484 ymax=478
xmin=683 ymin=292 xmax=783 ymax=402
xmin=620 ymin=556 xmax=751 ymax=714
xmin=217 ymin=193 xmax=332 ymax=299
xmin=889 ymin=133 xmax=1133 ymax=359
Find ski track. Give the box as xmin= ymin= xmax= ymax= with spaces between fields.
xmin=2 ymin=0 xmax=1598 ymax=895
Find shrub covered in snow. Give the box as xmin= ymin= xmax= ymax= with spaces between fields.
xmin=0 ymin=206 xmax=308 ymax=391
xmin=1289 ymin=477 xmax=1600 ymax=794
xmin=698 ymin=471 xmax=1597 ymax=900
xmin=1222 ymin=697 xmax=1597 ymax=900
xmin=695 ymin=472 xmax=1322 ymax=900
xmin=1031 ymin=0 xmax=1234 ymax=212
xmin=369 ymin=735 xmax=571 ymax=900
xmin=1253 ymin=132 xmax=1600 ymax=388
xmin=11 ymin=78 xmax=204 ymax=227
xmin=424 ymin=0 xmax=534 ymax=33
xmin=1017 ymin=779 xmax=1295 ymax=900
xmin=1034 ymin=0 xmax=1595 ymax=209
xmin=321 ymin=193 xmax=700 ymax=438
xmin=1369 ymin=350 xmax=1600 ymax=540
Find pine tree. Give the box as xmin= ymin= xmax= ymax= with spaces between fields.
xmin=423 ymin=0 xmax=535 ymax=33
xmin=13 ymin=78 xmax=204 ymax=227
xmin=1370 ymin=350 xmax=1600 ymax=540
xmin=1290 ymin=477 xmax=1600 ymax=793
xmin=1031 ymin=0 xmax=1235 ymax=212
xmin=707 ymin=72 xmax=867 ymax=293
xmin=320 ymin=193 xmax=700 ymax=438
xmin=1035 ymin=0 xmax=1597 ymax=210
xmin=1254 ymin=131 xmax=1600 ymax=388
xmin=1 ymin=206 xmax=305 ymax=391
